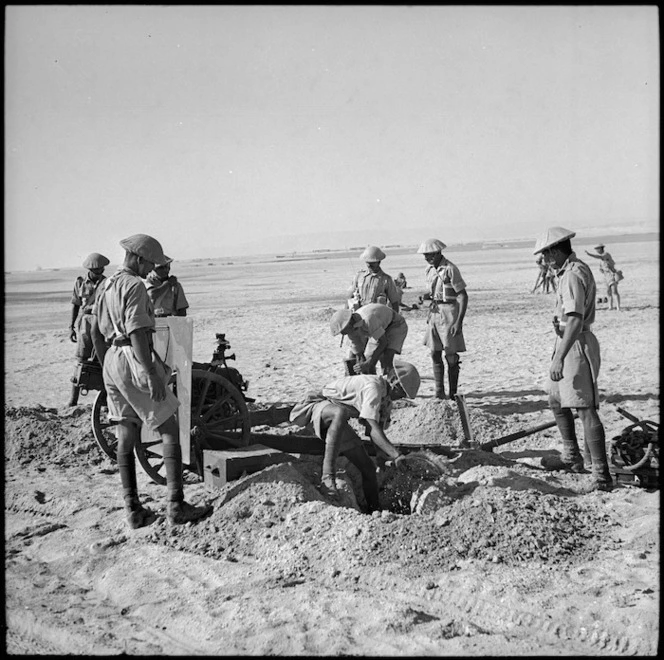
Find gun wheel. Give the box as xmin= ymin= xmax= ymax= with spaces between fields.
xmin=134 ymin=369 xmax=251 ymax=486
xmin=91 ymin=389 xmax=119 ymax=461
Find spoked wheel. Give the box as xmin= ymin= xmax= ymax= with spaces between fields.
xmin=91 ymin=389 xmax=119 ymax=461
xmin=134 ymin=369 xmax=251 ymax=486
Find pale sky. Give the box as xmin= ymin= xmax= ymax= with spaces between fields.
xmin=4 ymin=5 xmax=659 ymax=271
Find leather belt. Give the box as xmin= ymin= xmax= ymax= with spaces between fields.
xmin=433 ymin=300 xmax=456 ymax=305
xmin=112 ymin=338 xmax=132 ymax=347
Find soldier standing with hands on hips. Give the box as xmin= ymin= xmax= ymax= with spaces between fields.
xmin=534 ymin=226 xmax=613 ymax=492
xmin=93 ymin=233 xmax=211 ymax=528
xmin=417 ymin=238 xmax=468 ymax=399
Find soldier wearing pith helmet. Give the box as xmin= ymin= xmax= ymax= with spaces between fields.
xmin=417 ymin=238 xmax=468 ymax=399
xmin=93 ymin=233 xmax=211 ymax=528
xmin=534 ymin=226 xmax=613 ymax=492
xmin=348 ymin=245 xmax=401 ymax=312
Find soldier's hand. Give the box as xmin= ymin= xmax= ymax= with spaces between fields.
xmin=354 ymin=360 xmax=373 ymax=374
xmin=69 ymin=328 xmax=77 ymax=343
xmin=550 ymin=357 xmax=564 ymax=382
xmin=147 ymin=371 xmax=166 ymax=402
xmin=386 ymin=454 xmax=410 ymax=471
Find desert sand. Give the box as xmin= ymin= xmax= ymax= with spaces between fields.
xmin=4 ymin=234 xmax=660 ymax=655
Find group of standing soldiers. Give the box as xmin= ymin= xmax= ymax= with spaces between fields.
xmin=320 ymin=229 xmax=614 ymax=494
xmin=331 ymin=240 xmax=468 ymax=400
xmin=68 ymin=226 xmax=616 ymax=528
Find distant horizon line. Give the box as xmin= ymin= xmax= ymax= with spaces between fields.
xmin=11 ymin=228 xmax=659 ymax=274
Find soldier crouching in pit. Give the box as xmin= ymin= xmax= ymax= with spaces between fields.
xmin=92 ymin=233 xmax=211 ymax=528
xmin=289 ymin=360 xmax=420 ymax=512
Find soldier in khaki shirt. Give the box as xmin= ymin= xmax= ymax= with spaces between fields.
xmin=93 ymin=234 xmax=211 ymax=528
xmin=330 ymin=303 xmax=408 ymax=377
xmin=145 ymin=255 xmax=189 ymax=317
xmin=534 ymin=226 xmax=613 ymax=492
xmin=416 ymin=238 xmax=468 ymax=399
xmin=348 ymin=246 xmax=402 ymax=312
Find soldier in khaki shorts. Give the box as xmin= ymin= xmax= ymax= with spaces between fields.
xmin=289 ymin=360 xmax=421 ymax=510
xmin=534 ymin=226 xmax=613 ymax=492
xmin=417 ymin=238 xmax=468 ymax=399
xmin=348 ymin=245 xmax=402 ymax=312
xmin=94 ymin=233 xmax=211 ymax=528
xmin=330 ymin=303 xmax=408 ymax=377
xmin=68 ymin=252 xmax=110 ymax=405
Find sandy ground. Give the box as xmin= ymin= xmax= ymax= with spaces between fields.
xmin=4 ymin=236 xmax=660 ymax=655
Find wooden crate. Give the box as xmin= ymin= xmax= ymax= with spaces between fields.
xmin=203 ymin=445 xmax=294 ymax=490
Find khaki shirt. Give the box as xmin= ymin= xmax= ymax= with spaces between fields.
xmin=96 ymin=268 xmax=155 ymax=342
xmin=350 ymin=268 xmax=401 ymax=307
xmin=425 ymin=259 xmax=466 ymax=302
xmin=71 ymin=274 xmax=106 ymax=314
xmin=321 ymin=374 xmax=392 ymax=426
xmin=598 ymin=252 xmax=616 ymax=275
xmin=555 ymin=253 xmax=596 ymax=329
xmin=348 ymin=303 xmax=400 ymax=354
xmin=145 ymin=273 xmax=189 ymax=316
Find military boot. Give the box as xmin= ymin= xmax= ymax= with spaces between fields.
xmin=167 ymin=500 xmax=212 ymax=525
xmin=448 ymin=362 xmax=460 ymax=398
xmin=432 ymin=362 xmax=446 ymax=399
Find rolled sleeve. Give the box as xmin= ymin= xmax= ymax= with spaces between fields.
xmin=124 ymin=283 xmax=155 ymax=336
xmin=560 ymin=273 xmax=586 ymax=317
xmin=71 ymin=278 xmax=84 ymax=306
xmin=449 ymin=265 xmax=467 ymax=293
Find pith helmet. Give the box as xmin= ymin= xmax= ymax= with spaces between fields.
xmin=119 ymin=234 xmax=166 ymax=264
xmin=594 ymin=243 xmax=605 ymax=250
xmin=393 ymin=360 xmax=421 ymax=398
xmin=157 ymin=255 xmax=174 ymax=267
xmin=533 ymin=227 xmax=576 ymax=255
xmin=361 ymin=245 xmax=386 ymax=262
xmin=330 ymin=309 xmax=354 ymax=336
xmin=82 ymin=252 xmax=110 ymax=269
xmin=417 ymin=238 xmax=447 ymax=254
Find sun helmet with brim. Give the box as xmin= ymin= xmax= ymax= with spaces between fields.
xmin=361 ymin=246 xmax=386 ymax=262
xmin=393 ymin=359 xmax=421 ymax=398
xmin=417 ymin=238 xmax=447 ymax=254
xmin=533 ymin=227 xmax=576 ymax=255
xmin=330 ymin=309 xmax=354 ymax=336
xmin=82 ymin=253 xmax=110 ymax=269
xmin=593 ymin=243 xmax=605 ymax=250
xmin=119 ymin=234 xmax=166 ymax=265
xmin=156 ymin=255 xmax=174 ymax=267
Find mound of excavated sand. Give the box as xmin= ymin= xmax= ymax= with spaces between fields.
xmin=387 ymin=398 xmax=512 ymax=446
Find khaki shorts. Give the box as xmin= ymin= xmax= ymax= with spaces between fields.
xmin=292 ymin=399 xmax=364 ymax=452
xmin=366 ymin=314 xmax=408 ymax=358
xmin=423 ymin=305 xmax=466 ymax=354
xmin=75 ymin=313 xmax=96 ymax=361
xmin=103 ymin=345 xmax=180 ymax=432
xmin=546 ymin=332 xmax=601 ymax=409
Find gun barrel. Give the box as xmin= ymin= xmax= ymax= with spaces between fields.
xmin=480 ymin=413 xmax=577 ymax=452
